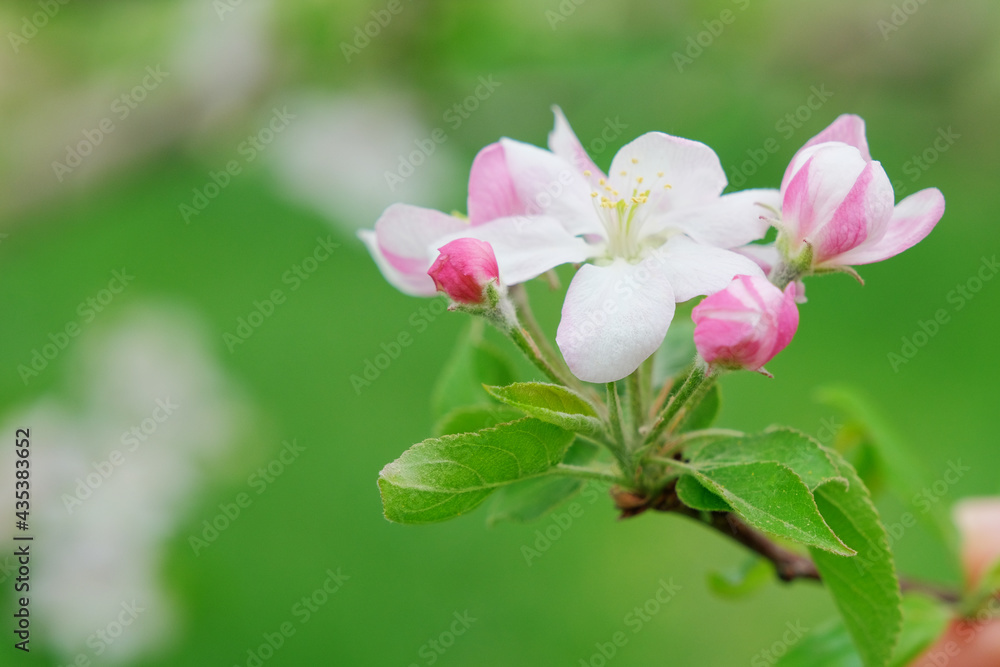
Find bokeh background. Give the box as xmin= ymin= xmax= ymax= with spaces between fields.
xmin=1 ymin=0 xmax=998 ymax=664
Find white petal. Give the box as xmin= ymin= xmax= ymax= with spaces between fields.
xmin=435 ymin=215 xmax=596 ymax=286
xmin=500 ymin=138 xmax=604 ymax=236
xmin=556 ymin=258 xmax=676 ymax=383
xmin=608 ymin=132 xmax=727 ymax=211
xmin=653 ymin=188 xmax=780 ymax=248
xmin=652 ymin=235 xmax=765 ymax=303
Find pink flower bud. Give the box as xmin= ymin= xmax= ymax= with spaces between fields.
xmin=692 ymin=275 xmax=799 ymax=374
xmin=428 ymin=238 xmax=500 ymax=305
xmin=778 ymin=116 xmax=944 ymax=269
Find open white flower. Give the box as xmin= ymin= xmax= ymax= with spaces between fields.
xmin=500 ymin=109 xmax=777 ymax=382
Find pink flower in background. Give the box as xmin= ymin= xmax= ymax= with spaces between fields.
xmin=359 ymin=142 xmax=591 ymax=297
xmin=911 ymin=499 xmax=1000 ymax=666
xmin=777 ymin=115 xmax=945 ymax=269
xmin=428 ymin=238 xmax=500 ymax=305
xmin=498 ymin=108 xmax=773 ymax=382
xmin=692 ymin=274 xmax=799 ymax=374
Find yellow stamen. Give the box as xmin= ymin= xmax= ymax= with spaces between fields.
xmin=631 ymin=158 xmax=639 ymax=164
xmin=583 ymin=170 xmax=592 ymax=177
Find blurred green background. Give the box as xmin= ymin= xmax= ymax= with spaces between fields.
xmin=1 ymin=0 xmax=998 ymax=664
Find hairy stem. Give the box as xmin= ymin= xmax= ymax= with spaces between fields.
xmin=626 ymin=370 xmax=645 ymax=445
xmin=605 ymin=382 xmax=633 ymax=480
xmin=508 ymin=284 xmax=601 ymax=407
xmin=644 ymin=362 xmax=714 ymax=450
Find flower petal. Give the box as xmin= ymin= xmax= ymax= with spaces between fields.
xmin=362 ymin=204 xmax=469 ymax=296
xmin=811 ymin=160 xmax=895 ymax=264
xmin=435 ymin=215 xmax=596 ymax=285
xmin=803 ymin=114 xmax=871 ymax=162
xmin=781 ymin=143 xmax=869 ymax=243
xmin=832 ymin=188 xmax=945 ymax=266
xmin=781 ymin=116 xmax=872 ymax=194
xmin=500 ymin=138 xmax=603 ymax=236
xmin=608 ymin=132 xmax=728 ymax=211
xmin=467 ymin=142 xmax=524 ymax=225
xmin=652 ymin=235 xmax=765 ymax=303
xmin=547 ymin=106 xmax=604 ymax=180
xmin=556 ymin=258 xmax=676 ymax=383
xmin=655 ymin=188 xmax=780 ymax=248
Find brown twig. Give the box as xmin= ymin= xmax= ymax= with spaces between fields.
xmin=613 ymin=481 xmax=961 ymax=604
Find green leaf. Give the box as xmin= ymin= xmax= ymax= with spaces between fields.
xmin=431 ymin=322 xmax=515 ymax=419
xmin=676 ymin=474 xmax=730 ymax=512
xmin=378 ymin=418 xmax=575 ymax=524
xmin=686 ymin=427 xmax=843 ymax=491
xmin=675 ymin=383 xmax=720 ymax=433
xmin=682 ymin=460 xmax=854 ymax=556
xmin=808 ymin=447 xmax=902 ymax=667
xmin=485 ymin=382 xmax=603 ymax=436
xmin=486 ymin=440 xmax=600 ymax=525
xmin=707 ymin=556 xmax=773 ymax=599
xmin=433 ymin=405 xmax=524 ymax=436
xmin=775 ymin=595 xmax=951 ymax=667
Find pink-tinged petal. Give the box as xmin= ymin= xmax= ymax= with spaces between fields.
xmin=803 ymin=114 xmax=871 ymax=162
xmin=833 ymin=188 xmax=945 ymax=266
xmin=467 ymin=143 xmax=524 ymax=225
xmin=780 ymin=143 xmax=869 ymax=243
xmin=362 ymin=204 xmax=469 ymax=296
xmin=499 ymin=138 xmax=604 ymax=236
xmin=428 ymin=238 xmax=500 ymax=304
xmin=435 ymin=215 xmax=596 ymax=286
xmin=811 ymin=161 xmax=894 ymax=265
xmin=692 ymin=274 xmax=798 ymax=372
xmin=780 ymin=116 xmax=872 ymax=194
xmin=775 ymin=283 xmax=801 ymax=352
xmin=547 ymin=106 xmax=604 ymax=181
xmin=607 ymin=132 xmax=728 ymax=212
xmin=651 ymin=235 xmax=765 ymax=303
xmin=359 ymin=229 xmax=435 ymax=296
xmin=556 ymin=258 xmax=675 ymax=383
xmin=655 ymin=188 xmax=780 ymax=248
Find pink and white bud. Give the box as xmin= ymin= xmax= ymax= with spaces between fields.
xmin=692 ymin=274 xmax=799 ymax=374
xmin=778 ymin=115 xmax=945 ymax=269
xmin=428 ymin=238 xmax=501 ymax=305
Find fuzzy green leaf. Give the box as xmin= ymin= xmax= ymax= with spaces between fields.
xmin=676 ymin=473 xmax=730 ymax=512
xmin=684 ymin=460 xmax=854 ymax=556
xmin=808 ymin=447 xmax=903 ymax=667
xmin=485 ymin=382 xmax=603 ymax=436
xmin=379 ymin=418 xmax=575 ymax=524
xmin=686 ymin=427 xmax=843 ymax=491
xmin=433 ymin=405 xmax=524 ymax=437
xmin=486 ymin=441 xmax=600 ymax=524
xmin=775 ymin=595 xmax=950 ymax=667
